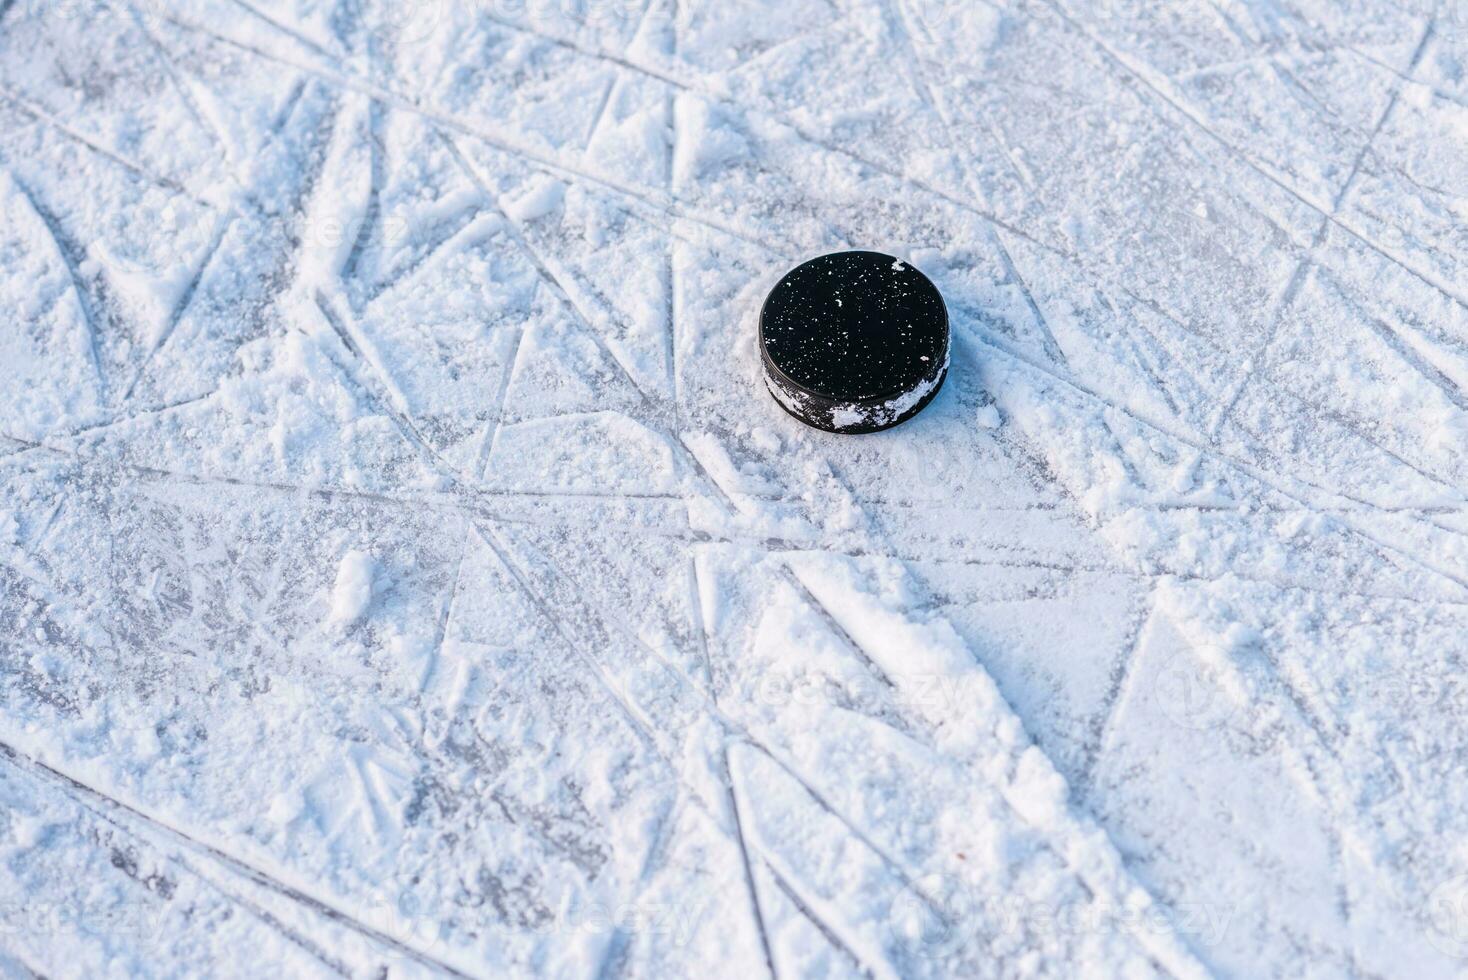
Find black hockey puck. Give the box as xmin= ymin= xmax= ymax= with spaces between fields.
xmin=759 ymin=251 xmax=949 ymax=434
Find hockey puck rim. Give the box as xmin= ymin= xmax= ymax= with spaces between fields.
xmin=757 ymin=250 xmax=950 ymax=432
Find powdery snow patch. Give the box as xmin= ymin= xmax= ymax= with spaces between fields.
xmin=329 ymin=549 xmax=376 ymax=625
xmin=503 ymin=175 xmax=566 ymax=223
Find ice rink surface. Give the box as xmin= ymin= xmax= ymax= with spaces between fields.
xmin=2 ymin=0 xmax=1468 ymax=975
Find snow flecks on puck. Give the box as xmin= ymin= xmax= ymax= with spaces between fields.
xmin=1 ymin=0 xmax=1467 ymax=976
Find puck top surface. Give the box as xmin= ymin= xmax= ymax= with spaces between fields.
xmin=760 ymin=250 xmax=948 ymax=406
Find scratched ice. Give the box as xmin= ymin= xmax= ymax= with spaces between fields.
xmin=2 ymin=0 xmax=1467 ymax=976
